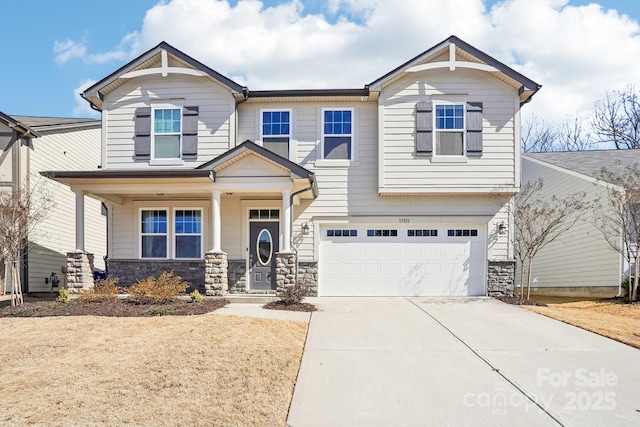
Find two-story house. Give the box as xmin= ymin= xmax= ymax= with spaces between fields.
xmin=47 ymin=35 xmax=540 ymax=297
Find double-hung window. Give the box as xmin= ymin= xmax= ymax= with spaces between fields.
xmin=322 ymin=109 xmax=353 ymax=160
xmin=261 ymin=110 xmax=290 ymax=158
xmin=434 ymin=104 xmax=464 ymax=156
xmin=141 ymin=210 xmax=168 ymax=258
xmin=153 ymin=108 xmax=181 ymax=159
xmin=175 ymin=209 xmax=202 ymax=259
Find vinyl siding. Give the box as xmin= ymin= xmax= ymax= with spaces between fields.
xmin=380 ymin=69 xmax=519 ymax=192
xmin=103 ymin=75 xmax=234 ymax=169
xmin=28 ymin=127 xmax=107 ymax=292
xmin=520 ymin=158 xmax=621 ymax=288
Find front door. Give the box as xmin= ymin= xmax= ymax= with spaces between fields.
xmin=249 ymin=221 xmax=279 ymax=291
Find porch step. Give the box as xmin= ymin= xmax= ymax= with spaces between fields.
xmin=224 ymin=294 xmax=279 ymax=304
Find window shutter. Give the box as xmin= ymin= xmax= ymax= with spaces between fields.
xmin=466 ymin=102 xmax=483 ymax=157
xmin=134 ymin=107 xmax=151 ymax=159
xmin=416 ymin=101 xmax=433 ymax=157
xmin=182 ymin=106 xmax=199 ymax=158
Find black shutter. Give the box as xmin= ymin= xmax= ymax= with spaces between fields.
xmin=416 ymin=101 xmax=433 ymax=157
xmin=466 ymin=102 xmax=483 ymax=157
xmin=182 ymin=106 xmax=199 ymax=158
xmin=134 ymin=107 xmax=151 ymax=159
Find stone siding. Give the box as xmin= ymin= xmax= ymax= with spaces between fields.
xmin=298 ymin=260 xmax=318 ymax=296
xmin=487 ymin=260 xmax=515 ymax=296
xmin=108 ymin=259 xmax=205 ymax=292
xmin=228 ymin=260 xmax=248 ymax=294
xmin=204 ymin=250 xmax=228 ymax=296
xmin=275 ymin=251 xmax=296 ymax=293
xmin=65 ymin=251 xmax=95 ymax=292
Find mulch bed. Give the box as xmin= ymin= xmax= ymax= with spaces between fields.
xmin=0 ymin=298 xmax=230 ymax=317
xmin=263 ymin=300 xmax=317 ymax=312
xmin=494 ymin=295 xmax=547 ymax=306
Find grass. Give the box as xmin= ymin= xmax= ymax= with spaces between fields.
xmin=524 ymin=296 xmax=640 ymax=349
xmin=0 ymin=314 xmax=308 ymax=426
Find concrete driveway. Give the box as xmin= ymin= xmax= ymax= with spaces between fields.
xmin=287 ymin=297 xmax=640 ymax=427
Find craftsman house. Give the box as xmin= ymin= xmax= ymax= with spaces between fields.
xmin=46 ymin=35 xmax=540 ymax=296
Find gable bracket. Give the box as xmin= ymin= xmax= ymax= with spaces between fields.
xmin=406 ymin=42 xmax=500 ymax=74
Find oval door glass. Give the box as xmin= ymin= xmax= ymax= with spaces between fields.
xmin=257 ymin=229 xmax=273 ymax=266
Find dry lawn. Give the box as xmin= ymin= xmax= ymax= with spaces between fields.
xmin=524 ymin=297 xmax=640 ymax=349
xmin=0 ymin=314 xmax=308 ymax=426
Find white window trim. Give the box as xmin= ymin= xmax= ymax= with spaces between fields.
xmin=151 ymin=105 xmax=182 ymax=161
xmin=319 ymin=107 xmax=355 ymax=163
xmin=260 ymin=108 xmax=293 ymax=160
xmin=139 ymin=208 xmax=169 ymax=260
xmin=173 ymin=208 xmax=204 ymax=260
xmin=433 ymin=101 xmax=466 ymax=157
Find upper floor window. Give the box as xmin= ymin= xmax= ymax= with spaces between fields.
xmin=261 ymin=110 xmax=290 ymax=158
xmin=434 ymin=104 xmax=464 ymax=156
xmin=322 ymin=109 xmax=353 ymax=160
xmin=153 ymin=108 xmax=181 ymax=159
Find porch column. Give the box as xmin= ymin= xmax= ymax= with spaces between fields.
xmin=211 ymin=190 xmax=221 ymax=251
xmin=74 ymin=190 xmax=85 ymax=251
xmin=282 ymin=190 xmax=291 ymax=252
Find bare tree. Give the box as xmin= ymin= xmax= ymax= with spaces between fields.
xmin=594 ymin=164 xmax=640 ymax=301
xmin=513 ymin=179 xmax=590 ymax=299
xmin=592 ymin=85 xmax=640 ymax=149
xmin=521 ymin=115 xmax=558 ymax=153
xmin=0 ymin=178 xmax=54 ymax=305
xmin=558 ymin=116 xmax=594 ymax=151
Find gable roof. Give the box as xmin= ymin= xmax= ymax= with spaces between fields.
xmin=11 ymin=116 xmax=100 ymax=133
xmin=369 ymin=35 xmax=541 ymax=105
xmin=0 ymin=111 xmax=40 ymax=138
xmin=82 ymin=42 xmax=246 ymax=111
xmin=524 ymin=150 xmax=640 ymax=182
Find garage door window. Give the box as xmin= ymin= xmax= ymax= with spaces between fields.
xmin=447 ymin=229 xmax=478 ymax=237
xmin=407 ymin=229 xmax=438 ymax=237
xmin=367 ymin=229 xmax=398 ymax=237
xmin=327 ymin=229 xmax=357 ymax=237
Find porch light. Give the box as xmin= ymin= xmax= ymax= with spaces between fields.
xmin=302 ymin=222 xmax=310 ymax=236
xmin=498 ymin=221 xmax=507 ymax=235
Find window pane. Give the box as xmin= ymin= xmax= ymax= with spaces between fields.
xmin=263 ymin=137 xmax=289 ymax=158
xmin=435 ymin=105 xmax=464 ymax=130
xmin=141 ymin=210 xmax=167 ymax=233
xmin=436 ymin=132 xmax=463 ymax=155
xmin=142 ymin=235 xmax=167 ymax=258
xmin=155 ymin=135 xmax=180 ymax=158
xmin=176 ymin=236 xmax=201 ymax=258
xmin=175 ymin=210 xmax=201 ymax=234
xmin=263 ymin=111 xmax=290 ymax=136
xmin=324 ymin=136 xmax=351 ymax=159
xmin=324 ymin=110 xmax=352 ymax=135
xmin=154 ymin=109 xmax=181 ymax=133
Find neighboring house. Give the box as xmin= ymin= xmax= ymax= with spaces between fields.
xmin=522 ymin=150 xmax=640 ymax=297
xmin=0 ymin=113 xmax=106 ymax=294
xmin=46 ymin=35 xmax=540 ymax=297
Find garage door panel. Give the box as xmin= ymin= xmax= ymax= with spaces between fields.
xmin=319 ymin=225 xmax=486 ymax=297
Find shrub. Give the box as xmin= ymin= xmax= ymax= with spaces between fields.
xmin=148 ymin=307 xmax=170 ymax=316
xmin=621 ymin=275 xmax=637 ymax=298
xmin=127 ymin=271 xmax=189 ymax=304
xmin=56 ymin=289 xmax=71 ymax=304
xmin=277 ymin=281 xmax=310 ymax=305
xmin=190 ymin=289 xmax=203 ymax=303
xmin=78 ymin=277 xmax=120 ymax=303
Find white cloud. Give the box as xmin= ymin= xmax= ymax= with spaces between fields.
xmin=78 ymin=0 xmax=640 ymax=124
xmin=72 ymin=79 xmax=100 ymax=118
xmin=53 ymin=39 xmax=87 ymax=64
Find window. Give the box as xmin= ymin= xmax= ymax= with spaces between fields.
xmin=407 ymin=229 xmax=438 ymax=237
xmin=175 ymin=210 xmax=202 ymax=258
xmin=249 ymin=209 xmax=279 ymax=220
xmin=323 ymin=109 xmax=353 ymax=160
xmin=447 ymin=229 xmax=478 ymax=237
xmin=326 ymin=229 xmax=357 ymax=237
xmin=366 ymin=229 xmax=398 ymax=237
xmin=141 ymin=210 xmax=168 ymax=258
xmin=435 ymin=104 xmax=464 ymax=156
xmin=262 ymin=110 xmax=290 ymax=158
xmin=153 ymin=108 xmax=181 ymax=159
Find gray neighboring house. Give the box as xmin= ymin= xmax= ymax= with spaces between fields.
xmin=522 ymin=150 xmax=640 ymax=297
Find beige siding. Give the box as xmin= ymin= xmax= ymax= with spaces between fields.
xmin=520 ymin=158 xmax=621 ymax=288
xmin=28 ymin=127 xmax=107 ymax=292
xmin=0 ymin=123 xmax=14 ymax=183
xmin=380 ymin=69 xmax=519 ymax=192
xmin=104 ymin=75 xmax=234 ymax=169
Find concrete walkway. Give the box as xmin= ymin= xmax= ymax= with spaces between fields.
xmin=287 ymin=297 xmax=640 ymax=427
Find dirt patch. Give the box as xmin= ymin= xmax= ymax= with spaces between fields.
xmin=264 ymin=300 xmax=317 ymax=312
xmin=0 ymin=313 xmax=307 ymax=426
xmin=0 ymin=298 xmax=229 ymax=317
xmin=522 ymin=297 xmax=640 ymax=349
xmin=494 ymin=296 xmax=547 ymax=306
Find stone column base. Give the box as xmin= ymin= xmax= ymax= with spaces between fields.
xmin=65 ymin=251 xmax=95 ymax=292
xmin=275 ymin=251 xmax=296 ymax=293
xmin=205 ymin=250 xmax=228 ymax=296
xmin=487 ymin=260 xmax=515 ymax=297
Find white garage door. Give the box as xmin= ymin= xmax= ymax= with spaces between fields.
xmin=319 ymin=225 xmax=486 ymax=296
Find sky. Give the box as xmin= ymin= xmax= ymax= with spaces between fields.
xmin=2 ymin=0 xmax=640 ymax=128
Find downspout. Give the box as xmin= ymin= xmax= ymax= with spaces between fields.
xmin=289 ymin=176 xmax=316 ymax=285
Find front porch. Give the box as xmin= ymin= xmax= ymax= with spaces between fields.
xmin=45 ymin=141 xmax=318 ymax=295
